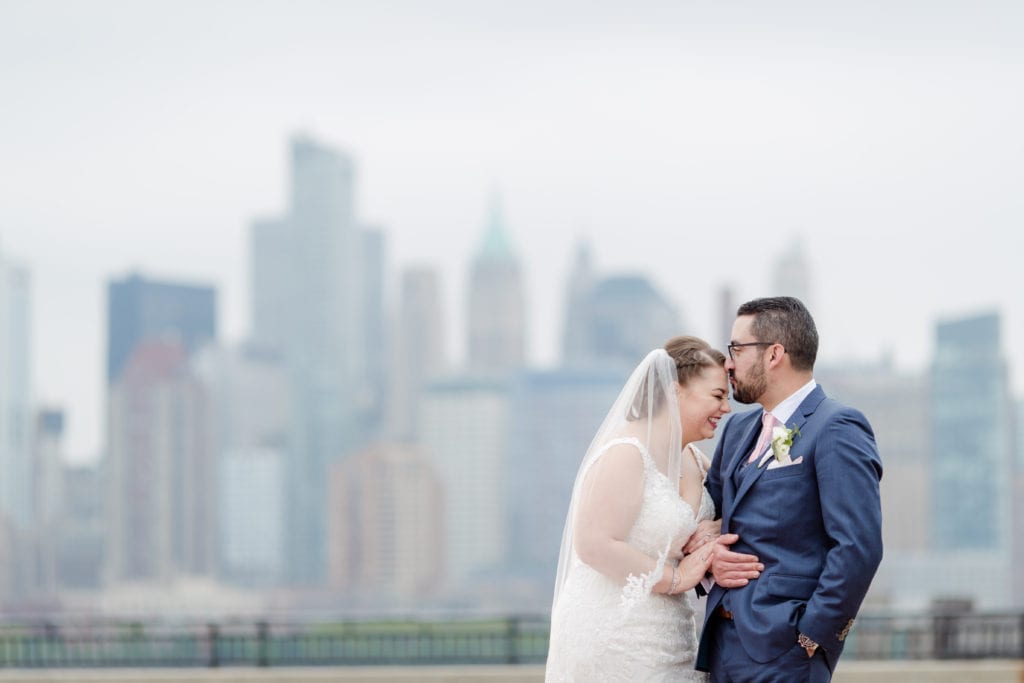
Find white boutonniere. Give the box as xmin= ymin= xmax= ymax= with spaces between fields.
xmin=761 ymin=425 xmax=800 ymax=467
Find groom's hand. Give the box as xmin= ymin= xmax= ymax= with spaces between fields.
xmin=710 ymin=533 xmax=763 ymax=588
xmin=682 ymin=519 xmax=722 ymax=555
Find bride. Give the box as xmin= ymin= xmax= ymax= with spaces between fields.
xmin=546 ymin=336 xmax=731 ymax=682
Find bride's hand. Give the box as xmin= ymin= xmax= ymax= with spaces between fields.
xmin=674 ymin=545 xmax=714 ymax=592
xmin=682 ymin=519 xmax=722 ymax=555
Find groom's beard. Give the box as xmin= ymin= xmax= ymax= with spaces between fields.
xmin=732 ymin=361 xmax=767 ymax=405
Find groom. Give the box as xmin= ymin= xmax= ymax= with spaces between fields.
xmin=695 ymin=297 xmax=883 ymax=682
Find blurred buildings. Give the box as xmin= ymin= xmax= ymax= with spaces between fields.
xmin=504 ymin=369 xmax=624 ymax=597
xmin=561 ymin=242 xmax=682 ymax=370
xmin=821 ymin=311 xmax=1020 ymax=611
xmin=924 ymin=312 xmax=1014 ymax=607
xmin=55 ymin=463 xmax=104 ymax=590
xmin=106 ymin=274 xmax=217 ymax=383
xmin=192 ymin=344 xmax=290 ymax=586
xmin=2 ymin=134 xmax=1023 ymax=617
xmin=106 ymin=339 xmax=214 ymax=583
xmin=390 ymin=267 xmax=447 ymax=442
xmin=0 ymin=245 xmax=32 ymax=530
xmin=817 ymin=359 xmax=931 ymax=609
xmin=0 ymin=244 xmax=33 ymax=607
xmin=249 ymin=136 xmax=388 ymax=585
xmin=931 ymin=313 xmax=1013 ymax=553
xmin=104 ymin=276 xmax=218 ymax=586
xmin=817 ymin=359 xmax=930 ymax=556
xmin=769 ymin=238 xmax=813 ymax=312
xmin=1015 ymin=399 xmax=1024 ymax=603
xmin=466 ymin=195 xmax=526 ymax=374
xmin=30 ymin=409 xmax=64 ymax=595
xmin=327 ymin=443 xmax=442 ymax=604
xmin=421 ymin=375 xmax=509 ymax=600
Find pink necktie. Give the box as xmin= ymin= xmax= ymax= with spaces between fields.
xmin=747 ymin=412 xmax=780 ymax=464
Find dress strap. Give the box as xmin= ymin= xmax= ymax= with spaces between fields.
xmin=598 ymin=436 xmax=652 ymax=464
xmin=687 ymin=443 xmax=708 ymax=481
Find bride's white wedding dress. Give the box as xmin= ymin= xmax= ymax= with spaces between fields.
xmin=546 ymin=438 xmax=714 ymax=682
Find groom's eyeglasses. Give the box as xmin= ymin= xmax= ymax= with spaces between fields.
xmin=727 ymin=341 xmax=774 ymax=360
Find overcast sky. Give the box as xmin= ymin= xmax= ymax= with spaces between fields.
xmin=2 ymin=0 xmax=1022 ymax=461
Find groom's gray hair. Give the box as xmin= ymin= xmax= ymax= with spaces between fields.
xmin=737 ymin=297 xmax=818 ymax=371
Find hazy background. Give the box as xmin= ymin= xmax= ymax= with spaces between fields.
xmin=3 ymin=0 xmax=1022 ymax=463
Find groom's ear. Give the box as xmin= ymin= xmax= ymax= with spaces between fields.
xmin=766 ymin=343 xmax=787 ymax=368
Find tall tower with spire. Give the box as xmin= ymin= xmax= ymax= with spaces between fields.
xmin=466 ymin=194 xmax=526 ymax=373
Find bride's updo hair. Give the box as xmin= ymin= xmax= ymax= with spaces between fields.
xmin=627 ymin=336 xmax=726 ymax=420
xmin=664 ymin=335 xmax=727 ymax=386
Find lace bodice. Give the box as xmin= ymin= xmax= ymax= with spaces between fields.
xmin=546 ymin=438 xmax=714 ymax=682
xmin=627 ymin=438 xmax=715 ymax=556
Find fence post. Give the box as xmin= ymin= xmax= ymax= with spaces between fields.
xmin=257 ymin=621 xmax=270 ymax=667
xmin=1019 ymin=613 xmax=1024 ymax=660
xmin=207 ymin=623 xmax=220 ymax=668
xmin=932 ymin=614 xmax=954 ymax=660
xmin=43 ymin=622 xmax=60 ymax=667
xmin=506 ymin=616 xmax=520 ymax=665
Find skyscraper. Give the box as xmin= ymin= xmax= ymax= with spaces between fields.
xmin=327 ymin=443 xmax=442 ymax=604
xmin=249 ymin=135 xmax=370 ymax=584
xmin=355 ymin=227 xmax=389 ymax=438
xmin=571 ymin=275 xmax=681 ymax=370
xmin=391 ymin=267 xmax=447 ymax=441
xmin=560 ymin=242 xmax=682 ymax=370
xmin=285 ymin=133 xmax=360 ymax=456
xmin=769 ymin=238 xmax=813 ymax=310
xmin=504 ymin=368 xmax=624 ymax=608
xmin=927 ymin=311 xmax=1013 ymax=607
xmin=817 ymin=359 xmax=929 ymax=608
xmin=104 ymin=274 xmax=217 ymax=584
xmin=56 ymin=462 xmax=104 ymax=590
xmin=466 ymin=195 xmax=526 ymax=373
xmin=931 ymin=312 xmax=1012 ymax=550
xmin=0 ymin=244 xmax=32 ymax=531
xmin=716 ymin=284 xmax=736 ymax=351
xmin=106 ymin=339 xmax=214 ymax=582
xmin=1015 ymin=399 xmax=1024 ymax=605
xmin=421 ymin=376 xmax=509 ymax=597
xmin=249 ymin=217 xmax=292 ymax=355
xmin=818 ymin=359 xmax=929 ymax=554
xmin=561 ymin=241 xmax=595 ymax=364
xmin=106 ymin=273 xmax=217 ymax=383
xmin=191 ymin=343 xmax=290 ymax=585
xmin=0 ymin=244 xmax=31 ymax=604
xmin=219 ymin=447 xmax=284 ymax=585
xmin=30 ymin=409 xmax=65 ymax=595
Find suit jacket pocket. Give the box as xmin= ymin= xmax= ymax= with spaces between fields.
xmin=766 ymin=573 xmax=818 ymax=600
xmin=759 ymin=463 xmax=806 ymax=480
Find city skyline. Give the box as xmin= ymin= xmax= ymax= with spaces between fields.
xmin=3 ymin=0 xmax=1024 ymax=460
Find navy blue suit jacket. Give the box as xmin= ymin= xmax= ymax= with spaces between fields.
xmin=695 ymin=385 xmax=883 ymax=673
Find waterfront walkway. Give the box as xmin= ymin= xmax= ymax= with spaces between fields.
xmin=0 ymin=661 xmax=1023 ymax=682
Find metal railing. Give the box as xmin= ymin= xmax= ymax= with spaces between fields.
xmin=841 ymin=612 xmax=1024 ymax=660
xmin=0 ymin=617 xmax=550 ymax=668
xmin=0 ymin=612 xmax=1021 ymax=668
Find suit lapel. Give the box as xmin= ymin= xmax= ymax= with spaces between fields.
xmin=730 ymin=386 xmax=827 ymax=511
xmin=728 ymin=411 xmax=765 ymax=478
xmin=722 ymin=410 xmax=765 ymax=515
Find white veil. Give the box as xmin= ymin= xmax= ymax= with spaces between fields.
xmin=551 ymin=348 xmax=684 ymax=611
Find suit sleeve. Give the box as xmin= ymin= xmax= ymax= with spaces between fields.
xmin=799 ymin=408 xmax=883 ymax=657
